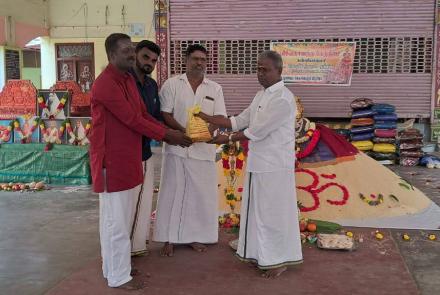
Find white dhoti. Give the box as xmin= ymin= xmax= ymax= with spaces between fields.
xmin=130 ymin=158 xmax=154 ymax=255
xmin=99 ymin=185 xmax=137 ymax=287
xmin=153 ymin=153 xmax=218 ymax=244
xmin=236 ymin=170 xmax=303 ymax=269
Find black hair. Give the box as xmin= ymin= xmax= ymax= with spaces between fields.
xmin=259 ymin=50 xmax=283 ymax=71
xmin=135 ymin=40 xmax=161 ymax=56
xmin=105 ymin=33 xmax=131 ymax=58
xmin=185 ymin=44 xmax=208 ymax=57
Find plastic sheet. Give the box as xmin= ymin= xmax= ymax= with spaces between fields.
xmin=0 ymin=143 xmax=90 ymax=185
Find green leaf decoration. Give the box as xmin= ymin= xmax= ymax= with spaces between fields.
xmin=389 ymin=194 xmax=399 ymax=202
xmin=399 ymin=183 xmax=411 ymax=190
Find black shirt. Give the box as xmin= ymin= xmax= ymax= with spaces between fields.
xmin=129 ymin=68 xmax=163 ymax=161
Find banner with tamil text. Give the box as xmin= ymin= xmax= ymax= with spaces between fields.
xmin=271 ymin=42 xmax=356 ymax=86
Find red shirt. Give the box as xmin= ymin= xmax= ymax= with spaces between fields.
xmin=89 ymin=64 xmax=166 ymax=193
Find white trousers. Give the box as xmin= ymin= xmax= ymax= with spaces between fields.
xmin=153 ymin=153 xmax=218 ymax=244
xmin=99 ymin=185 xmax=137 ymax=287
xmin=130 ymin=158 xmax=154 ymax=255
xmin=236 ymin=170 xmax=303 ymax=269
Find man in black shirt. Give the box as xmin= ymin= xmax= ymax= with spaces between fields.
xmin=129 ymin=40 xmax=163 ymax=256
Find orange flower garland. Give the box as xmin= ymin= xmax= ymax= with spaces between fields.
xmin=39 ymin=120 xmax=67 ymax=151
xmin=0 ymin=122 xmax=13 ymax=143
xmin=38 ymin=94 xmax=68 ymax=119
xmin=66 ymin=120 xmax=92 ymax=145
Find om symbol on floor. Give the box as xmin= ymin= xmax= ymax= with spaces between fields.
xmin=295 ymin=168 xmax=350 ymax=212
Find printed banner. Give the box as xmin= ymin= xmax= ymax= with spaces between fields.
xmin=271 ymin=42 xmax=356 ymax=86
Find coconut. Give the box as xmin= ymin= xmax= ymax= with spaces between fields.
xmin=35 ymin=181 xmax=45 ymax=190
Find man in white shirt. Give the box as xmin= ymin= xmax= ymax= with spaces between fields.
xmin=153 ymin=44 xmax=227 ymax=256
xmin=198 ymin=50 xmax=303 ymax=278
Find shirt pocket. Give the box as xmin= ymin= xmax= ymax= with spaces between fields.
xmin=201 ymin=96 xmax=215 ymax=115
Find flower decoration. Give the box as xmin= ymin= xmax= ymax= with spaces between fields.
xmin=221 ymin=142 xmax=245 ymax=211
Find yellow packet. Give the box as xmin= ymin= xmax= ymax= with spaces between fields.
xmin=186 ymin=104 xmax=212 ymax=142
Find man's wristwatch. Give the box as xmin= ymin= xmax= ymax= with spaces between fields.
xmin=228 ymin=133 xmax=234 ymax=145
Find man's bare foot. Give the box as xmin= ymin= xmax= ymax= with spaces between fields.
xmin=131 ymin=249 xmax=149 ymax=257
xmin=160 ymin=242 xmax=174 ymax=257
xmin=190 ymin=242 xmax=207 ymax=252
xmin=116 ymin=278 xmax=147 ymax=290
xmin=261 ymin=266 xmax=287 ymax=279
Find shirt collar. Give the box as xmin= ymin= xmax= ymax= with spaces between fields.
xmin=265 ymin=80 xmax=284 ymax=93
xmin=128 ymin=68 xmax=151 ymax=86
xmin=106 ymin=63 xmax=131 ymax=82
xmin=179 ymin=73 xmax=209 ymax=85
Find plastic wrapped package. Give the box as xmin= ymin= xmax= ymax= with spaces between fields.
xmin=350 ymin=98 xmax=374 ymax=110
xmin=372 ymin=137 xmax=396 ymax=144
xmin=399 ymin=157 xmax=420 ymax=166
xmin=399 ymin=142 xmax=424 ymax=150
xmin=351 ymin=132 xmax=374 ymax=141
xmin=350 ymin=118 xmax=374 ymax=127
xmin=350 ymin=125 xmax=375 ymax=134
xmin=372 ymin=104 xmax=396 ymax=114
xmin=374 ymin=129 xmax=397 ymax=138
xmin=373 ymin=143 xmax=396 ymax=153
xmin=351 ymin=109 xmax=376 ymax=118
xmin=352 ymin=140 xmax=374 ymax=151
xmin=369 ymin=152 xmax=397 ymax=160
xmin=374 ymin=114 xmax=398 ymax=121
xmin=400 ymin=150 xmax=424 ymax=158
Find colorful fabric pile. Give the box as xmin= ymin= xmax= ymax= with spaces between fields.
xmin=368 ymin=104 xmax=398 ymax=164
xmin=398 ymin=128 xmax=424 ymax=166
xmin=349 ymin=98 xmax=375 ymax=152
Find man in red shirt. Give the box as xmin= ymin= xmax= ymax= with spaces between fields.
xmin=89 ymin=33 xmax=191 ymax=290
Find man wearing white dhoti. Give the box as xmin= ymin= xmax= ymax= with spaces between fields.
xmin=90 ymin=33 xmax=191 ymax=290
xmin=153 ymin=44 xmax=227 ymax=256
xmin=129 ymin=40 xmax=164 ymax=257
xmin=198 ymin=50 xmax=303 ymax=278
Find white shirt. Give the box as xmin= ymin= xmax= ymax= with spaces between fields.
xmin=231 ymin=81 xmax=296 ymax=173
xmin=160 ymin=73 xmax=227 ymax=161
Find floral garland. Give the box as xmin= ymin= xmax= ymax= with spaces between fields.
xmin=13 ymin=117 xmax=40 ymax=143
xmin=0 ymin=121 xmax=14 ymax=143
xmin=219 ymin=212 xmax=240 ymax=232
xmin=37 ymin=94 xmax=68 ymax=119
xmin=222 ymin=143 xmax=245 ymax=211
xmin=66 ymin=120 xmax=92 ymax=145
xmin=296 ymin=121 xmax=316 ymax=144
xmin=359 ymin=193 xmax=384 ymax=206
xmin=39 ymin=120 xmax=67 ymax=151
xmin=296 ymin=128 xmax=321 ymax=159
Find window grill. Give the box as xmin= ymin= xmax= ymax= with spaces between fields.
xmin=169 ymin=37 xmax=433 ymax=75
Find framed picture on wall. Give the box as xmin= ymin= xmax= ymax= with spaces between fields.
xmin=58 ymin=60 xmax=75 ymax=81
xmin=40 ymin=119 xmax=67 ymax=144
xmin=37 ymin=90 xmax=70 ymax=120
xmin=55 ymin=43 xmax=95 ymax=92
xmin=13 ymin=115 xmax=39 ymax=143
xmin=66 ymin=117 xmax=91 ymax=146
xmin=77 ymin=61 xmax=94 ymax=92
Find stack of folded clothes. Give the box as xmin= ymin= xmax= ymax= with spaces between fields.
xmin=350 ymin=98 xmax=375 ymax=152
xmin=369 ymin=104 xmax=398 ymax=164
xmin=398 ymin=128 xmax=424 ymax=166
